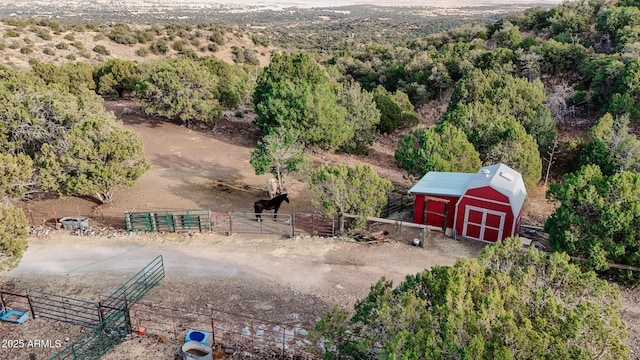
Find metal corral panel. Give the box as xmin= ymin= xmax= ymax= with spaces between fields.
xmin=293 ymin=213 xmax=336 ymax=237
xmin=230 ymin=212 xmax=293 ymax=236
xmin=29 ymin=291 xmax=101 ymax=328
xmin=125 ymin=210 xmax=211 ymax=232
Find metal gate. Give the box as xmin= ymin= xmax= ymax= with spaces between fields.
xmin=293 ymin=213 xmax=336 ymax=237
xmin=229 ymin=212 xmax=293 ymax=236
xmin=125 ymin=210 xmax=211 ymax=232
xmin=49 ymin=256 xmax=164 ymax=360
xmin=49 ymin=310 xmax=130 ymax=360
xmin=29 ymin=291 xmax=100 ymax=328
xmin=100 ymin=255 xmax=164 ymax=314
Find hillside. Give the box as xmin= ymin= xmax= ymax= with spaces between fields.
xmin=0 ymin=20 xmax=272 ymax=69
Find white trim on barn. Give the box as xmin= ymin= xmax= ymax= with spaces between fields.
xmin=461 ymin=206 xmax=506 ymax=242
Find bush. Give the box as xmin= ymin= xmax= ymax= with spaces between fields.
xmin=31 ymin=26 xmax=52 ymax=40
xmin=93 ymin=44 xmax=110 ymax=56
xmin=251 ymin=34 xmax=269 ymax=46
xmin=150 ymin=40 xmax=169 ymax=55
xmin=209 ymin=30 xmax=225 ymax=45
xmin=108 ymin=24 xmax=136 ymax=45
xmin=4 ymin=29 xmax=21 ymax=38
xmin=19 ymin=46 xmax=33 ymax=54
xmin=172 ymin=40 xmax=185 ymax=52
xmin=0 ymin=204 xmax=29 ymax=272
xmin=135 ymin=47 xmax=150 ymax=57
xmin=42 ymin=47 xmax=55 ymax=56
xmin=55 ymin=42 xmax=69 ymax=50
xmin=207 ymin=43 xmax=218 ymax=52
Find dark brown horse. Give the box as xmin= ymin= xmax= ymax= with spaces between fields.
xmin=254 ymin=193 xmax=289 ymax=222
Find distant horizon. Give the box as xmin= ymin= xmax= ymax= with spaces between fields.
xmin=0 ymin=0 xmax=563 ymax=9
xmin=147 ymin=0 xmax=563 ymax=8
xmin=182 ymin=0 xmax=564 ymax=8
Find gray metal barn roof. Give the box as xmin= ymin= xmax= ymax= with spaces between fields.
xmin=408 ymin=171 xmax=475 ymax=197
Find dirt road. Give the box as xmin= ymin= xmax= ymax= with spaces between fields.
xmin=0 ymin=230 xmax=484 ymax=359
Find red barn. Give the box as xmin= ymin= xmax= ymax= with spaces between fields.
xmin=408 ymin=163 xmax=527 ymax=243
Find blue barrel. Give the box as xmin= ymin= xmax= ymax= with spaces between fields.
xmin=185 ymin=330 xmax=213 ymax=347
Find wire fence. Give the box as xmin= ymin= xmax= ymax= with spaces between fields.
xmin=130 ymin=301 xmax=316 ymax=358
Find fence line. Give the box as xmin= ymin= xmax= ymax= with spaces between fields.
xmin=124 ymin=210 xmax=337 ymax=238
xmin=129 ymin=301 xmax=315 ymax=358
xmin=29 ymin=291 xmax=101 ymax=328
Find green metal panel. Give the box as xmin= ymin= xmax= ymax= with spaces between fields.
xmin=49 ymin=256 xmax=164 ymax=360
xmin=125 ymin=210 xmax=211 ymax=232
xmin=49 ymin=310 xmax=129 ymax=360
xmin=101 ymin=255 xmax=164 ymax=310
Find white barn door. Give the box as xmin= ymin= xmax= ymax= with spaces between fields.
xmin=462 ymin=205 xmax=505 ymax=242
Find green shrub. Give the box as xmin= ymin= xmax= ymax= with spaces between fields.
xmin=0 ymin=204 xmax=29 ymax=272
xmin=30 ymin=26 xmax=52 ymax=40
xmin=55 ymin=42 xmax=69 ymax=50
xmin=93 ymin=44 xmax=110 ymax=56
xmin=135 ymin=47 xmax=150 ymax=57
xmin=180 ymin=48 xmax=198 ymax=59
xmin=42 ymin=47 xmax=55 ymax=56
xmin=19 ymin=46 xmax=33 ymax=54
xmin=4 ymin=29 xmax=21 ymax=38
xmin=79 ymin=49 xmax=91 ymax=58
xmin=209 ymin=30 xmax=225 ymax=45
xmin=149 ymin=40 xmax=168 ymax=55
xmin=108 ymin=24 xmax=136 ymax=45
xmin=207 ymin=43 xmax=218 ymax=52
xmin=251 ymin=34 xmax=269 ymax=46
xmin=172 ymin=40 xmax=185 ymax=52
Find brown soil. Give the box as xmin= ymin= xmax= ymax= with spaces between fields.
xmin=1 ymin=99 xmax=638 ymax=359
